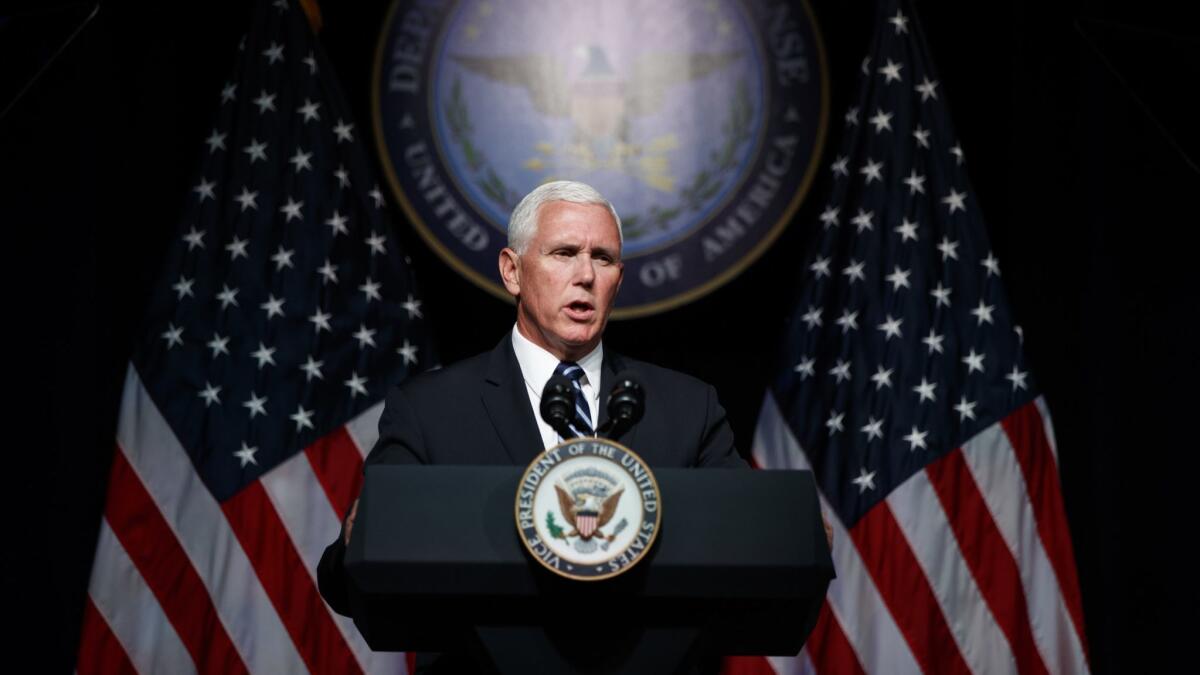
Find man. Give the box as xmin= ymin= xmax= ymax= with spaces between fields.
xmin=318 ymin=180 xmax=746 ymax=668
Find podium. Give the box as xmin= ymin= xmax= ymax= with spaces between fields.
xmin=345 ymin=464 xmax=833 ymax=673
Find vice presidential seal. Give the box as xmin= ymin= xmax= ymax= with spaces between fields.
xmin=515 ymin=438 xmax=661 ymax=581
xmin=374 ymin=0 xmax=828 ymax=317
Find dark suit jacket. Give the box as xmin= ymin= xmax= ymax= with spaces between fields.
xmin=317 ymin=337 xmax=746 ymax=670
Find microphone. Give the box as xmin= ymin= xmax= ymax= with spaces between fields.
xmin=540 ymin=373 xmax=580 ymax=440
xmin=598 ymin=372 xmax=644 ymax=441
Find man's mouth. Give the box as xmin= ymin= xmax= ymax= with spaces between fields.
xmin=564 ymin=301 xmax=595 ymax=320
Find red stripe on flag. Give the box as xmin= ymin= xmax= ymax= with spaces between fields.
xmin=849 ymin=502 xmax=972 ymax=675
xmin=77 ymin=596 xmax=137 ymax=675
xmin=719 ymin=655 xmax=775 ymax=675
xmin=221 ymin=480 xmax=362 ymax=675
xmin=305 ymin=426 xmax=365 ymax=520
xmin=805 ymin=601 xmax=867 ymax=675
xmin=1000 ymin=403 xmax=1091 ymax=660
xmin=103 ymin=447 xmax=249 ymax=675
xmin=925 ymin=449 xmax=1051 ymax=675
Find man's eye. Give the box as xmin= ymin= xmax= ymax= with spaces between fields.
xmin=595 ymin=255 xmax=614 ymax=265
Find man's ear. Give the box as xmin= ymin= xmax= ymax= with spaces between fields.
xmin=499 ymin=247 xmax=521 ymax=297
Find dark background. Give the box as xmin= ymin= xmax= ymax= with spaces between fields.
xmin=3 ymin=0 xmax=1197 ymax=672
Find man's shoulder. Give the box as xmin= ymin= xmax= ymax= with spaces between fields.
xmin=612 ymin=352 xmax=712 ymax=393
xmin=397 ymin=349 xmax=493 ymax=398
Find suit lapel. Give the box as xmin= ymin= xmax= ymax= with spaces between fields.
xmin=599 ymin=349 xmax=640 ymax=450
xmin=480 ymin=337 xmax=545 ymax=464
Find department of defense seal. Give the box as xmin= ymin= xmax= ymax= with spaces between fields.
xmin=514 ymin=438 xmax=662 ymax=581
xmin=374 ymin=0 xmax=828 ymax=317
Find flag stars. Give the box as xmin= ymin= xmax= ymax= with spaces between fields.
xmin=302 ymin=52 xmax=317 ymax=74
xmin=234 ymin=443 xmax=259 ymax=467
xmin=234 ymin=187 xmax=259 ymax=211
xmin=280 ymin=197 xmax=304 ymax=222
xmin=913 ymin=377 xmax=937 ymax=403
xmin=870 ymin=365 xmax=894 ymax=390
xmin=1006 ymin=365 xmax=1030 ymax=391
xmin=353 ymin=324 xmax=377 ymax=349
xmin=913 ymin=126 xmax=931 ymax=149
xmin=207 ymin=333 xmax=230 ymax=358
xmin=397 ymin=340 xmax=419 ymax=366
xmin=819 ymin=206 xmax=840 ymax=228
xmin=243 ymin=138 xmax=268 ymax=164
xmin=289 ymin=148 xmax=313 ymax=172
xmin=225 ymin=237 xmax=249 ymax=260
xmin=251 ymin=342 xmax=276 ymax=369
xmin=262 ymin=42 xmax=284 ymax=64
xmin=981 ymin=252 xmax=1002 ymax=277
xmin=962 ymin=349 xmax=986 ymax=374
xmin=194 ymin=178 xmax=216 ymax=202
xmin=923 ymin=328 xmax=945 ymax=354
xmin=333 ymin=119 xmax=354 ymax=143
xmin=344 ymin=371 xmax=368 ymax=398
xmin=809 ymin=256 xmax=832 ymax=279
xmin=252 ymin=91 xmax=277 ymax=115
xmin=889 ymin=9 xmax=910 ymax=34
xmin=334 ymin=165 xmax=351 ymax=188
xmin=868 ymin=108 xmax=893 ymax=133
xmin=161 ymin=323 xmax=184 ymax=349
xmin=942 ymin=188 xmax=967 ymax=214
xmin=955 ymin=396 xmax=978 ymax=422
xmin=852 ymin=467 xmax=877 ymax=493
xmin=937 ymin=236 xmax=960 ymax=261
xmin=365 ymin=232 xmax=387 ymax=255
xmin=198 ymin=382 xmax=221 ymax=407
xmin=826 ymin=411 xmax=845 ymax=435
xmin=369 ymin=185 xmax=385 ymax=208
xmin=325 ymin=210 xmax=349 ymax=236
xmin=794 ymin=356 xmax=816 ymax=378
xmin=860 ymin=158 xmax=883 ymax=184
xmin=885 ymin=265 xmax=911 ymax=291
xmin=800 ymin=306 xmax=823 ymax=329
xmin=309 ymin=309 xmax=332 ymax=333
xmin=402 ymin=294 xmax=423 ymax=319
xmin=301 ymin=355 xmax=324 ymax=381
xmin=830 ymin=359 xmax=852 ymax=383
xmin=359 ymin=277 xmax=382 ymax=302
xmin=297 ymin=99 xmax=321 ymax=123
xmin=877 ymin=315 xmax=903 ymax=340
xmin=903 ymin=169 xmax=926 ymax=195
xmin=878 ymin=59 xmax=903 ymax=83
xmin=183 ymin=227 xmax=206 ymax=250
xmin=851 ymin=209 xmax=874 ymax=233
xmin=861 ymin=417 xmax=884 ymax=441
xmin=271 ymin=246 xmax=295 ymax=270
xmin=220 ymin=82 xmax=237 ymax=103
xmin=930 ymin=282 xmax=952 ymax=308
xmin=830 ymin=155 xmax=849 ymax=177
xmin=971 ymin=299 xmax=996 ymax=325
xmin=172 ymin=276 xmax=195 ymax=300
xmin=903 ymin=426 xmax=929 ymax=451
xmin=205 ymin=130 xmax=227 ymax=153
xmin=317 ymin=260 xmax=339 ymax=284
xmin=291 ymin=406 xmax=315 ymax=432
xmin=950 ymin=143 xmax=965 ymax=165
xmin=842 ymin=259 xmax=866 ymax=284
xmin=836 ymin=309 xmax=859 ymax=334
xmin=216 ymin=284 xmax=240 ymax=308
xmin=844 ymin=106 xmax=860 ymax=126
xmin=260 ymin=294 xmax=285 ymax=319
xmin=243 ymin=392 xmax=268 ymax=418
xmin=895 ymin=219 xmax=919 ymax=242
xmin=916 ymin=76 xmax=940 ymax=102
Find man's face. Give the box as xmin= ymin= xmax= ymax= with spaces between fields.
xmin=499 ymin=201 xmax=624 ymax=361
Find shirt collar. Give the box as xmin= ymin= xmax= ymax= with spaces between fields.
xmin=511 ymin=324 xmax=603 ymax=392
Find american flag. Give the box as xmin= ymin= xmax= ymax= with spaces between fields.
xmin=76 ymin=1 xmax=431 ymax=672
xmin=726 ymin=2 xmax=1089 ymax=674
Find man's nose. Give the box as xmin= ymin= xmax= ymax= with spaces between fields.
xmin=573 ymin=255 xmax=596 ymax=285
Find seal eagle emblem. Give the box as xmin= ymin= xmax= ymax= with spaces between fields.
xmin=374 ymin=0 xmax=828 ymax=317
xmin=515 ymin=438 xmax=662 ymax=580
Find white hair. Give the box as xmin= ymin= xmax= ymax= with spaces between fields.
xmin=506 ymin=180 xmax=623 ymax=254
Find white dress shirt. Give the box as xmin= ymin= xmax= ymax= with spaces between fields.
xmin=510 ymin=324 xmax=603 ymax=449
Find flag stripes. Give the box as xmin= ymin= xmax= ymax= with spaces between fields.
xmin=749 ymin=390 xmax=1088 ymax=674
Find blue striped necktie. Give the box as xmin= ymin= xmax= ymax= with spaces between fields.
xmin=554 ymin=361 xmax=594 ymax=437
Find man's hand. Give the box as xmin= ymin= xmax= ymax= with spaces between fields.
xmin=343 ymin=498 xmax=359 ymax=546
